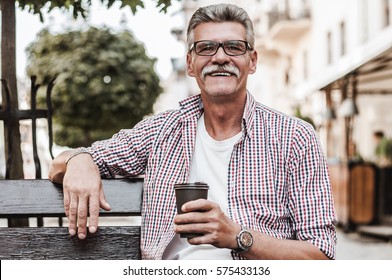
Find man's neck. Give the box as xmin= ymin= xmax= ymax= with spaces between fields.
xmin=201 ymin=94 xmax=246 ymax=141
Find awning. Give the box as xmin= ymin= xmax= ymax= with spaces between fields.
xmin=295 ymin=26 xmax=392 ymax=98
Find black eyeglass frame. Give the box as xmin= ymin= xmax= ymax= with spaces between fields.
xmin=189 ymin=40 xmax=254 ymax=56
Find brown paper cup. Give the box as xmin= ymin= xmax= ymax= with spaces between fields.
xmin=174 ymin=182 xmax=209 ymax=238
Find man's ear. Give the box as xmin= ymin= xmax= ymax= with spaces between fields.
xmin=186 ymin=52 xmax=195 ymax=77
xmin=249 ymin=50 xmax=258 ymax=74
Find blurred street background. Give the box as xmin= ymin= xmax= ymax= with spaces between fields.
xmin=336 ymin=228 xmax=392 ymax=259
xmin=1 ymin=0 xmax=392 ymax=260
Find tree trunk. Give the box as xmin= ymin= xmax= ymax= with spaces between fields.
xmin=1 ymin=0 xmax=24 ymax=179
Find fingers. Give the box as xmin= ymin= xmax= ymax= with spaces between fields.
xmin=63 ymin=188 xmax=70 ymax=218
xmin=63 ymin=183 xmax=110 ymax=239
xmin=174 ymin=210 xmax=208 ymax=224
xmin=99 ymin=188 xmax=111 ymax=211
xmin=67 ymin=194 xmax=99 ymax=239
xmin=88 ymin=195 xmax=100 ymax=234
xmin=175 ymin=199 xmax=217 ymax=224
xmin=90 ymin=188 xmax=111 ymax=234
xmin=174 ymin=200 xmax=217 ymax=237
xmin=68 ymin=193 xmax=89 ymax=239
xmin=174 ymin=220 xmax=221 ymax=246
xmin=181 ymin=198 xmax=213 ymax=213
xmin=67 ymin=192 xmax=79 ymax=237
xmin=77 ymin=197 xmax=88 ymax=239
xmin=174 ymin=200 xmax=237 ymax=248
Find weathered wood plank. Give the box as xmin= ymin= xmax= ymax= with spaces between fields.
xmin=0 ymin=178 xmax=143 ymax=217
xmin=0 ymin=226 xmax=141 ymax=260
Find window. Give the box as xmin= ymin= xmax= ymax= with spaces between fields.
xmin=340 ymin=21 xmax=346 ymax=56
xmin=383 ymin=0 xmax=390 ymax=27
xmin=327 ymin=31 xmax=333 ymax=64
xmin=303 ymin=50 xmax=308 ymax=79
xmin=359 ymin=0 xmax=369 ymax=43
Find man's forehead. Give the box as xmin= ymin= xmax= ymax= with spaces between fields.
xmin=193 ymin=22 xmax=246 ymax=41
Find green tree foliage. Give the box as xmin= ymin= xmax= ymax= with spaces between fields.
xmin=375 ymin=137 xmax=392 ymax=166
xmin=26 ymin=27 xmax=162 ymax=147
xmin=16 ymin=0 xmax=176 ymax=21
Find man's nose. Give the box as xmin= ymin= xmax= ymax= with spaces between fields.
xmin=211 ymin=45 xmax=230 ymax=62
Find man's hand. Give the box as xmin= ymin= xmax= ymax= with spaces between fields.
xmin=49 ymin=150 xmax=111 ymax=239
xmin=173 ymin=199 xmax=240 ymax=249
xmin=173 ymin=199 xmax=330 ymax=260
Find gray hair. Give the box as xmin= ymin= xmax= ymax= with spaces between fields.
xmin=186 ymin=3 xmax=255 ymax=50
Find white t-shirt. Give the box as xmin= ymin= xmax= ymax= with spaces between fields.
xmin=162 ymin=113 xmax=242 ymax=260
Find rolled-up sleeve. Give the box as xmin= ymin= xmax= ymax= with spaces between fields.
xmin=287 ymin=121 xmax=337 ymax=259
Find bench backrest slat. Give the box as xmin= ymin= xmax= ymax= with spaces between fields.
xmin=0 ymin=178 xmax=143 ymax=217
xmin=0 ymin=178 xmax=143 ymax=260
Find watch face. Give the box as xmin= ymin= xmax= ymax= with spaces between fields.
xmin=240 ymin=231 xmax=253 ymax=248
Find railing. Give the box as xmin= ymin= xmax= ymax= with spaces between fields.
xmin=267 ymin=5 xmax=311 ymax=30
xmin=0 ymin=76 xmax=55 ymax=179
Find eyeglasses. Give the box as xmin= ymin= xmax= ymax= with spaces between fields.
xmin=190 ymin=40 xmax=253 ymax=56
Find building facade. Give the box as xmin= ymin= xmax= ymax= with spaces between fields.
xmin=161 ymin=0 xmax=392 ymax=164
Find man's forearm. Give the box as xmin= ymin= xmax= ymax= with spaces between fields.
xmin=242 ymin=230 xmax=330 ymax=260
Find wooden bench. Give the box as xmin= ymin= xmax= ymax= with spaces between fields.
xmin=0 ymin=178 xmax=143 ymax=260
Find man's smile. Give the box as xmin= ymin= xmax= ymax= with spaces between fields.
xmin=210 ymin=72 xmax=234 ymax=77
xmin=202 ymin=65 xmax=239 ymax=79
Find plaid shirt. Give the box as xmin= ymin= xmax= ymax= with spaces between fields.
xmin=86 ymin=92 xmax=337 ymax=260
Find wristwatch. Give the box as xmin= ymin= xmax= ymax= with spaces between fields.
xmin=233 ymin=225 xmax=253 ymax=253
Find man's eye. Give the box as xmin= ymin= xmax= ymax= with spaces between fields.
xmin=197 ymin=43 xmax=216 ymax=53
xmin=226 ymin=43 xmax=245 ymax=52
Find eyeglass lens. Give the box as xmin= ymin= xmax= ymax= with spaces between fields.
xmin=194 ymin=40 xmax=248 ymax=56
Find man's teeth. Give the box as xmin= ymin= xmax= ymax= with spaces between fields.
xmin=210 ymin=72 xmax=232 ymax=77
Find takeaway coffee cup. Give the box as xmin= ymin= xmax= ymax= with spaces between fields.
xmin=174 ymin=182 xmax=209 ymax=238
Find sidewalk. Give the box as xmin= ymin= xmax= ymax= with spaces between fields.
xmin=336 ymin=228 xmax=392 ymax=259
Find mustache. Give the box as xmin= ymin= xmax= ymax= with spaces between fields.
xmin=201 ymin=64 xmax=240 ymax=79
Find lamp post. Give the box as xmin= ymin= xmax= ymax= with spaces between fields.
xmin=338 ymin=74 xmax=359 ymax=161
